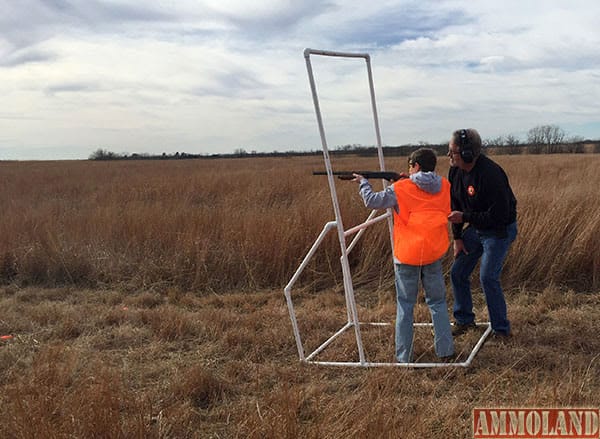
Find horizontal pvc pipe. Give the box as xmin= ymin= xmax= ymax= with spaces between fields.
xmin=307 ymin=361 xmax=470 ymax=368
xmin=344 ymin=212 xmax=391 ymax=237
xmin=346 ymin=210 xmax=378 ymax=254
xmin=304 ymin=48 xmax=369 ymax=59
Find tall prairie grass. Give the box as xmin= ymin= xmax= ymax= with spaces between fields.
xmin=1 ymin=154 xmax=598 ymax=292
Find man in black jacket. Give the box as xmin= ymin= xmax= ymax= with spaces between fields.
xmin=447 ymin=129 xmax=517 ymax=337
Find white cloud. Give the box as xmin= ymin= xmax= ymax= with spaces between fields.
xmin=1 ymin=0 xmax=600 ymax=159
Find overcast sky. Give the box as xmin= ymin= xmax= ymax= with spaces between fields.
xmin=1 ymin=0 xmax=599 ymax=160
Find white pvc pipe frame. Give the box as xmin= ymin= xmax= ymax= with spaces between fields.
xmin=283 ymin=48 xmax=491 ymax=368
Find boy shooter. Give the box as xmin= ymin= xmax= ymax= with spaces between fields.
xmin=353 ymin=148 xmax=454 ymax=362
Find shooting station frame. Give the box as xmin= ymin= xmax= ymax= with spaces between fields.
xmin=283 ymin=48 xmax=491 ymax=368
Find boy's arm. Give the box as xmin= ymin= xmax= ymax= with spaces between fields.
xmin=357 ymin=177 xmax=398 ymax=211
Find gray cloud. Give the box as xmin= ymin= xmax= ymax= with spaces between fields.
xmin=0 ymin=0 xmax=177 ymax=51
xmin=328 ymin=4 xmax=473 ymax=47
xmin=0 ymin=0 xmax=334 ymax=55
xmin=204 ymin=1 xmax=336 ymax=36
xmin=190 ymin=69 xmax=267 ymax=99
xmin=44 ymin=81 xmax=104 ymax=95
xmin=0 ymin=48 xmax=57 ymax=67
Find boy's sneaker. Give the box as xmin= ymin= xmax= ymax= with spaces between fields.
xmin=452 ymin=322 xmax=477 ymax=336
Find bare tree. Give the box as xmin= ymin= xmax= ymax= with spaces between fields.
xmin=527 ymin=124 xmax=566 ymax=153
xmin=484 ymin=136 xmax=505 ymax=147
xmin=504 ymin=134 xmax=522 ymax=155
xmin=484 ymin=134 xmax=524 ymax=155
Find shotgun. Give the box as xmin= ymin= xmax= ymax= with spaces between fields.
xmin=312 ymin=170 xmax=407 ymax=182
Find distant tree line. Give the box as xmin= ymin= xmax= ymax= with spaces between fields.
xmin=89 ymin=125 xmax=600 ymax=161
xmin=88 ymin=148 xmax=323 ymax=161
xmin=483 ymin=124 xmax=595 ymax=154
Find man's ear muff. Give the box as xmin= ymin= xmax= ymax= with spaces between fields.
xmin=459 ymin=129 xmax=474 ymax=163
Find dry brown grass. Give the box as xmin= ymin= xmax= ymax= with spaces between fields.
xmin=0 ymin=154 xmax=598 ymax=292
xmin=0 ymin=154 xmax=599 ymax=437
xmin=0 ymin=285 xmax=598 ymax=438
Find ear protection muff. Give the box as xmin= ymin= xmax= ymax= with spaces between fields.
xmin=459 ymin=129 xmax=474 ymax=163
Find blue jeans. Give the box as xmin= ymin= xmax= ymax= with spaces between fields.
xmin=450 ymin=222 xmax=517 ymax=335
xmin=394 ymin=259 xmax=454 ymax=362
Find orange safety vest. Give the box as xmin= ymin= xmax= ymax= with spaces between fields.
xmin=392 ymin=177 xmax=451 ymax=266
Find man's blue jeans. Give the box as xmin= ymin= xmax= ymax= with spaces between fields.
xmin=394 ymin=259 xmax=454 ymax=363
xmin=450 ymin=222 xmax=517 ymax=335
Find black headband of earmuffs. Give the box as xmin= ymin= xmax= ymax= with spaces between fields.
xmin=459 ymin=129 xmax=474 ymax=163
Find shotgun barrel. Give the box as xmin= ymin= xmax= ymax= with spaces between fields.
xmin=312 ymin=170 xmax=406 ymax=182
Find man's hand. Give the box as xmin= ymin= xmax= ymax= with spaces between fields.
xmin=453 ymin=239 xmax=468 ymax=257
xmin=448 ymin=211 xmax=464 ymax=223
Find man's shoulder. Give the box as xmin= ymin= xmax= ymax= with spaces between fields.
xmin=478 ymin=153 xmax=498 ymax=167
xmin=477 ymin=154 xmax=505 ymax=174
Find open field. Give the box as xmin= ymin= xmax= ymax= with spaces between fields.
xmin=0 ymin=154 xmax=598 ymax=292
xmin=1 ymin=284 xmax=599 ymax=438
xmin=0 ymin=154 xmax=599 ymax=437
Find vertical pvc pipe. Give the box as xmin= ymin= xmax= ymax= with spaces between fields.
xmin=366 ymin=56 xmax=384 ymax=170
xmin=365 ymin=55 xmax=396 ymax=258
xmin=304 ymin=49 xmax=366 ymax=364
xmin=284 ymin=287 xmax=305 ymax=360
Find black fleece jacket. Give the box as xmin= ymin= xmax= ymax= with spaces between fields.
xmin=448 ymin=154 xmax=517 ymax=239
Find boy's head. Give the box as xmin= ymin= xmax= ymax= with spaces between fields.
xmin=408 ymin=148 xmax=437 ymax=172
